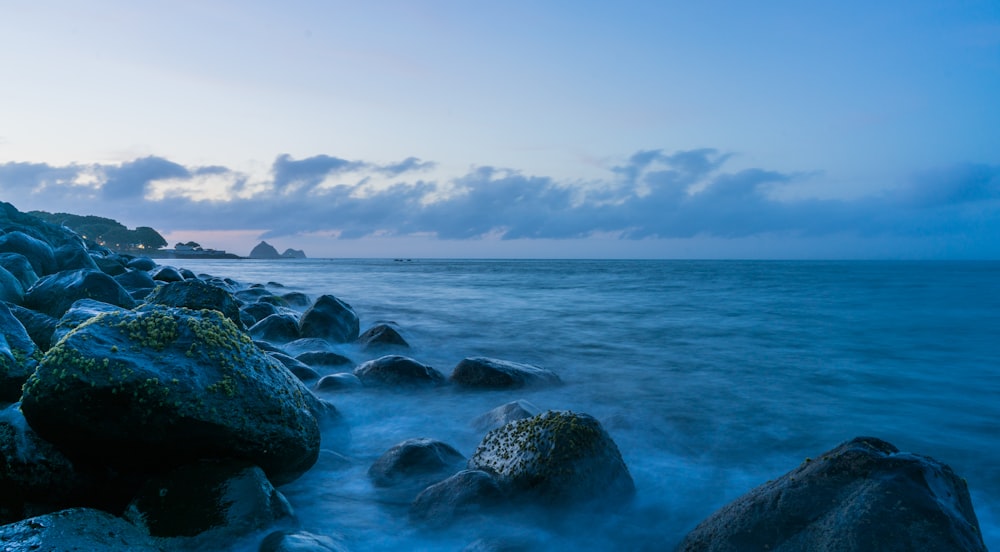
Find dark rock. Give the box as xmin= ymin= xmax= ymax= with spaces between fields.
xmin=53 ymin=242 xmax=99 ymax=272
xmin=241 ymin=302 xmax=279 ymax=325
xmin=410 ymin=469 xmax=504 ymax=528
xmin=20 ymin=306 xmax=321 ymax=485
xmin=0 ymin=303 xmax=40 ymax=402
xmin=127 ymin=256 xmax=158 ymax=271
xmin=259 ymin=294 xmax=291 ymax=308
xmin=461 ymin=537 xmax=537 ymax=552
xmin=472 ymin=400 xmax=540 ymax=433
xmin=114 ymin=269 xmax=157 ymax=294
xmin=124 ymin=460 xmax=292 ymax=539
xmin=270 ymin=352 xmax=320 ymax=382
xmin=0 ymin=253 xmax=39 ymax=290
xmin=24 ymin=268 xmax=137 ymax=318
xmin=281 ymin=292 xmax=312 ymax=309
xmin=141 ymin=279 xmax=243 ymax=329
xmin=296 ymin=351 xmax=352 ymax=368
xmin=281 ymin=337 xmax=338 ymax=357
xmin=51 ymin=298 xmax=125 ymax=346
xmin=280 ymin=248 xmax=307 ymax=259
xmin=354 ymin=355 xmax=445 ymax=388
xmin=0 ymin=507 xmax=162 ymax=551
xmin=356 ymin=323 xmax=409 ymax=350
xmin=92 ymin=254 xmax=128 ymax=276
xmin=236 ymin=287 xmax=277 ymax=303
xmin=676 ymin=436 xmax=989 ymax=552
xmin=467 ymin=410 xmax=635 ymax=507
xmin=450 ymin=357 xmax=561 ymax=390
xmin=299 ymin=295 xmax=360 ymax=343
xmin=314 ymin=373 xmax=363 ymax=392
xmin=0 ymin=267 xmax=23 ymax=305
xmin=150 ymin=265 xmax=185 ymax=283
xmin=0 ymin=231 xmax=56 ymax=277
xmin=249 ymin=313 xmax=302 ymax=344
xmin=259 ymin=530 xmax=348 ymax=552
xmin=4 ymin=303 xmax=56 ymax=352
xmin=178 ymin=268 xmax=197 ymax=280
xmin=250 ymin=241 xmax=282 ymax=259
xmin=368 ymin=438 xmax=465 ymax=498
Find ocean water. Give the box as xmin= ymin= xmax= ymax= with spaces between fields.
xmin=172 ymin=259 xmax=1000 ymax=551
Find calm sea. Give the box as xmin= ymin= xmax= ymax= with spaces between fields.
xmin=173 ymin=259 xmax=1000 ymax=551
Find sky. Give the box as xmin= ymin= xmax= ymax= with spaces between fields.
xmin=1 ymin=1 xmax=999 ymax=259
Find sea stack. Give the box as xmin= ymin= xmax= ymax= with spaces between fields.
xmin=249 ymin=241 xmax=281 ymax=259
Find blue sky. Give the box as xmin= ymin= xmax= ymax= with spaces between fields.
xmin=1 ymin=1 xmax=999 ymax=258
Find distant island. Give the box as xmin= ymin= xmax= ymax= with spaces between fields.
xmin=28 ymin=210 xmax=305 ymax=260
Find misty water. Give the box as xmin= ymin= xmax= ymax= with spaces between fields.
xmin=173 ymin=259 xmax=999 ymax=551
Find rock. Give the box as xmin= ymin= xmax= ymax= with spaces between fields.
xmin=259 ymin=530 xmax=348 ymax=552
xmin=236 ymin=287 xmax=277 ymax=303
xmin=150 ymin=266 xmax=185 ymax=283
xmin=20 ymin=306 xmax=321 ymax=485
xmin=280 ymin=248 xmax=307 ymax=259
xmin=461 ymin=537 xmax=537 ymax=552
xmin=0 ymin=253 xmax=39 ymax=290
xmin=51 ymin=299 xmax=125 ymax=346
xmin=126 ymin=256 xmax=158 ymax=271
xmin=299 ymin=295 xmax=359 ymax=343
xmin=0 ymin=231 xmax=56 ymax=277
xmin=409 ymin=469 xmax=504 ymax=528
xmin=241 ymin=302 xmax=279 ymax=325
xmin=124 ymin=460 xmax=292 ymax=539
xmin=0 ymin=507 xmax=163 ymax=551
xmin=472 ymin=400 xmax=540 ymax=433
xmin=356 ymin=323 xmax=409 ymax=350
xmin=0 ymin=303 xmax=40 ymax=402
xmin=0 ymin=267 xmax=23 ymax=305
xmin=259 ymin=295 xmax=291 ymax=308
xmin=467 ymin=410 xmax=635 ymax=506
xmin=141 ymin=279 xmax=243 ymax=329
xmin=281 ymin=292 xmax=312 ymax=309
xmin=249 ymin=313 xmax=302 ymax=344
xmin=24 ymin=268 xmax=137 ymax=318
xmin=368 ymin=438 xmax=465 ymax=499
xmin=353 ymin=355 xmax=445 ymax=388
xmin=270 ymin=352 xmax=320 ymax=382
xmin=676 ymin=436 xmax=989 ymax=552
xmin=250 ymin=241 xmax=282 ymax=259
xmin=53 ymin=242 xmax=98 ymax=272
xmin=4 ymin=304 xmax=56 ymax=353
xmin=314 ymin=373 xmax=363 ymax=392
xmin=92 ymin=254 xmax=128 ymax=276
xmin=296 ymin=351 xmax=352 ymax=368
xmin=114 ymin=269 xmax=157 ymax=294
xmin=450 ymin=357 xmax=561 ymax=390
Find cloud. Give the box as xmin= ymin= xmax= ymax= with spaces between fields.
xmin=1 ymin=151 xmax=998 ymax=252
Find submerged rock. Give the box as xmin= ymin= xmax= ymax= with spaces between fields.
xmin=354 ymin=355 xmax=446 ymax=388
xmin=124 ymin=460 xmax=292 ymax=540
xmin=676 ymin=436 xmax=989 ymax=552
xmin=450 ymin=357 xmax=561 ymax=390
xmin=410 ymin=469 xmax=504 ymax=528
xmin=467 ymin=410 xmax=635 ymax=507
xmin=0 ymin=507 xmax=162 ymax=551
xmin=299 ymin=295 xmax=360 ymax=343
xmin=472 ymin=400 xmax=540 ymax=433
xmin=369 ymin=438 xmax=466 ymax=498
xmin=20 ymin=306 xmax=321 ymax=485
xmin=356 ymin=323 xmax=409 ymax=350
xmin=259 ymin=530 xmax=348 ymax=552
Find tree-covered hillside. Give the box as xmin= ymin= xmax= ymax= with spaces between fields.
xmin=28 ymin=211 xmax=167 ymax=252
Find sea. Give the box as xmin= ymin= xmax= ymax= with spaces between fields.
xmin=170 ymin=259 xmax=1000 ymax=551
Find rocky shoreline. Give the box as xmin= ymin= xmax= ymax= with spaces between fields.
xmin=0 ymin=201 xmax=990 ymax=551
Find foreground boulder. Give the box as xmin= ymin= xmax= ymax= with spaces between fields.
xmin=676 ymin=436 xmax=988 ymax=552
xmin=20 ymin=306 xmax=321 ymax=485
xmin=124 ymin=460 xmax=292 ymax=540
xmin=24 ymin=268 xmax=136 ymax=318
xmin=0 ymin=507 xmax=162 ymax=551
xmin=0 ymin=231 xmax=56 ymax=277
xmin=299 ymin=295 xmax=360 ymax=343
xmin=354 ymin=355 xmax=445 ymax=388
xmin=450 ymin=357 xmax=561 ymax=390
xmin=468 ymin=410 xmax=634 ymax=506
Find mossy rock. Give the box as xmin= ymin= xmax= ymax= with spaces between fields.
xmin=141 ymin=279 xmax=244 ymax=329
xmin=468 ymin=410 xmax=635 ymax=507
xmin=20 ymin=306 xmax=321 ymax=485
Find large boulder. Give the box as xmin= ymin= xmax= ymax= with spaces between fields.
xmin=676 ymin=436 xmax=989 ymax=552
xmin=0 ymin=507 xmax=163 ymax=552
xmin=123 ymin=460 xmax=292 ymax=540
xmin=249 ymin=313 xmax=302 ymax=344
xmin=24 ymin=269 xmax=137 ymax=318
xmin=356 ymin=323 xmax=409 ymax=350
xmin=0 ymin=231 xmax=56 ymax=277
xmin=150 ymin=266 xmax=185 ymax=283
xmin=3 ymin=303 xmax=57 ymax=353
xmin=299 ymin=295 xmax=360 ymax=343
xmin=20 ymin=306 xmax=321 ymax=485
xmin=0 ymin=303 xmax=40 ymax=402
xmin=0 ymin=253 xmax=39 ymax=291
xmin=141 ymin=279 xmax=243 ymax=329
xmin=354 ymin=355 xmax=445 ymax=388
xmin=467 ymin=410 xmax=635 ymax=507
xmin=53 ymin=242 xmax=98 ymax=272
xmin=115 ymin=269 xmax=158 ymax=295
xmin=51 ymin=299 xmax=125 ymax=346
xmin=450 ymin=357 xmax=561 ymax=390
xmin=0 ymin=267 xmax=24 ymax=305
